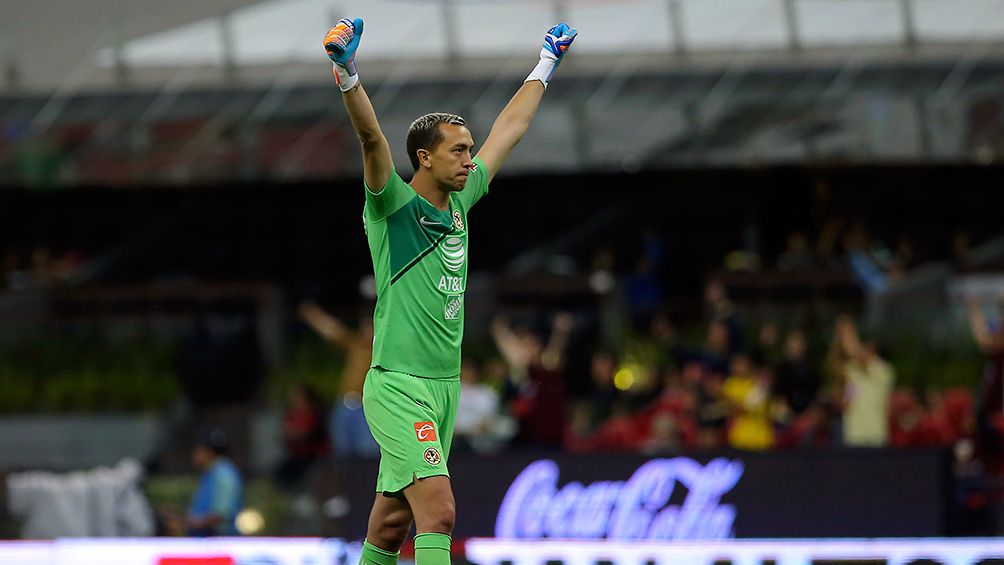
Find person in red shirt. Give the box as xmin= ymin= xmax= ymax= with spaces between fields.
xmin=492 ymin=313 xmax=574 ymax=449
xmin=274 ymin=384 xmax=329 ymax=488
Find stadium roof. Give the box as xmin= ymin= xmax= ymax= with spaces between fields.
xmin=1 ymin=0 xmax=258 ymax=91
xmin=4 ymin=0 xmax=1004 ymax=92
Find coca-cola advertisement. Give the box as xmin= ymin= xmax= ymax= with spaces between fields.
xmin=495 ymin=458 xmax=743 ymax=540
xmin=325 ymin=449 xmax=948 ymax=540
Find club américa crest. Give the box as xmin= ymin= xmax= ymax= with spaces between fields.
xmin=424 ymin=447 xmax=442 ymax=466
xmin=453 ymin=210 xmax=464 ymax=231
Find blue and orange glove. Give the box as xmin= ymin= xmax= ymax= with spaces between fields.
xmin=323 ymin=18 xmax=363 ymax=92
xmin=525 ymin=22 xmax=578 ymax=89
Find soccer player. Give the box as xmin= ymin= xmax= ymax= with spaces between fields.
xmin=322 ymin=17 xmax=577 ymax=565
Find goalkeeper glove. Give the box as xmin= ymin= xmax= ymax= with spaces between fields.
xmin=323 ymin=18 xmax=364 ymax=92
xmin=525 ymin=22 xmax=578 ymax=89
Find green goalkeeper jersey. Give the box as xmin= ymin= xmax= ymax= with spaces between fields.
xmin=363 ymin=157 xmax=490 ymax=379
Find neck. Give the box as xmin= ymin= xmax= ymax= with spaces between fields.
xmin=410 ymin=171 xmax=450 ymax=211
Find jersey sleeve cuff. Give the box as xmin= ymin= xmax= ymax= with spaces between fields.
xmin=365 ymin=172 xmax=395 ymax=196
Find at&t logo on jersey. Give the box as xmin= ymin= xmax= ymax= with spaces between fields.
xmin=414 ymin=421 xmax=437 ymax=442
xmin=438 ymin=276 xmax=463 ymax=293
xmin=440 ymin=236 xmax=465 ymax=272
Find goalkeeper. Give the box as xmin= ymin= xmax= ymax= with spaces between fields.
xmin=322 ymin=17 xmax=577 ymax=565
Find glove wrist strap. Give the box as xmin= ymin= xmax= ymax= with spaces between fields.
xmin=333 ymin=61 xmax=359 ymax=92
xmin=524 ymin=58 xmax=558 ymax=89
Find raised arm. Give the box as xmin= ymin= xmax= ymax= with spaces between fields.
xmin=491 ymin=316 xmax=530 ymax=369
xmin=299 ymin=301 xmax=352 ymax=349
xmin=324 ymin=18 xmax=393 ymax=190
xmin=476 ymin=23 xmax=577 ymax=181
xmin=542 ymin=312 xmax=574 ymax=370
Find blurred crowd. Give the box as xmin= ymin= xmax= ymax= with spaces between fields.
xmin=2 ymin=245 xmax=84 ymax=290
xmin=488 ymin=306 xmax=975 ymax=456
xmin=266 ymin=222 xmax=1004 ymax=491
xmin=279 ymin=284 xmax=997 ymax=472
xmin=4 ymin=214 xmax=1000 ymax=508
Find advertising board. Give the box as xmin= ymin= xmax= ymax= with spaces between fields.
xmin=331 ymin=449 xmax=949 ymax=539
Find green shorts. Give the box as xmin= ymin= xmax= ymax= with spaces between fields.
xmin=362 ymin=367 xmax=460 ymax=495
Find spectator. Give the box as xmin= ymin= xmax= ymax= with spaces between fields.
xmin=843 ymin=225 xmax=889 ymax=292
xmin=721 ymin=353 xmax=775 ymax=451
xmin=640 ymin=411 xmax=682 ymax=454
xmin=626 ymin=362 xmax=663 ymax=411
xmin=589 ymin=401 xmax=642 ymax=451
xmin=640 ymin=366 xmax=700 ymax=451
xmin=888 ymin=388 xmax=923 ymax=447
xmin=662 ymin=315 xmax=733 ymax=378
xmin=966 ymin=297 xmax=1004 ymax=473
xmin=299 ymin=301 xmax=379 ymax=457
xmin=584 ymin=350 xmax=622 ymax=429
xmin=752 ymin=322 xmax=782 ymax=368
xmin=484 ymin=356 xmax=519 ymax=405
xmin=776 ymin=231 xmax=815 ymax=272
xmin=455 ymin=359 xmax=514 ymax=453
xmin=700 ymin=321 xmax=733 ymax=377
xmin=564 ymin=402 xmax=597 ymax=452
xmin=692 ymin=363 xmax=729 ymax=449
xmin=492 ymin=313 xmax=574 ymax=449
xmin=172 ymin=429 xmax=242 ymax=537
xmin=816 ymin=217 xmax=844 ymax=271
xmin=651 ymin=312 xmax=677 ymax=349
xmin=773 ymin=330 xmax=822 ymax=416
xmin=274 ymin=384 xmax=329 ymax=489
xmin=704 ymin=279 xmax=743 ymax=351
xmin=827 ymin=315 xmax=895 ymax=447
xmin=625 ymin=230 xmax=666 ymax=329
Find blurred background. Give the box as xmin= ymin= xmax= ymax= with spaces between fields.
xmin=2 ymin=0 xmax=1004 ymax=562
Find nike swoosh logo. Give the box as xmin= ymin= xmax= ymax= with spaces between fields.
xmin=420 ymin=216 xmax=442 ymax=226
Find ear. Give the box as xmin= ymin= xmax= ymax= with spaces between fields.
xmin=417 ymin=148 xmax=432 ymax=169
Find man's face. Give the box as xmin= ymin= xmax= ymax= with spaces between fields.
xmin=192 ymin=445 xmax=213 ymax=470
xmin=706 ymin=322 xmax=729 ymax=352
xmin=424 ymin=123 xmax=475 ymax=191
xmin=785 ymin=331 xmax=807 ymax=359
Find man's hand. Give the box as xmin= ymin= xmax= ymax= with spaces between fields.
xmin=476 ymin=22 xmax=578 ymax=180
xmin=323 ymin=18 xmax=364 ymax=91
xmin=526 ymin=22 xmax=578 ymax=88
xmin=541 ymin=23 xmax=578 ymax=63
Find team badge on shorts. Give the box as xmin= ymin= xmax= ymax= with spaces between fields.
xmin=453 ymin=210 xmax=464 ymax=231
xmin=424 ymin=447 xmax=442 ymax=466
xmin=414 ymin=421 xmax=437 ymax=442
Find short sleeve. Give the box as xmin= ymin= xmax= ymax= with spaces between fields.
xmin=365 ymin=171 xmax=415 ymax=221
xmin=452 ymin=156 xmax=490 ymax=211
